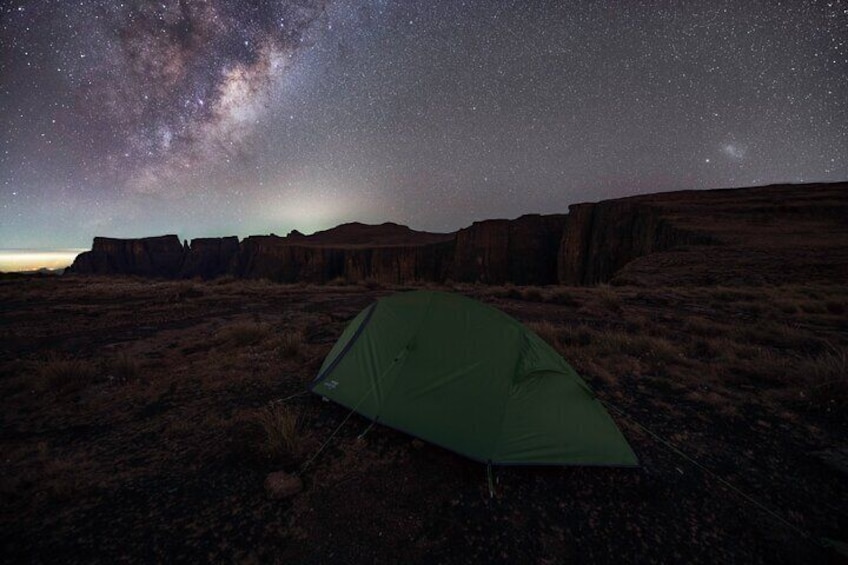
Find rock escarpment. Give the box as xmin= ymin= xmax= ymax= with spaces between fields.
xmin=234 ymin=237 xmax=455 ymax=284
xmin=67 ymin=182 xmax=848 ymax=286
xmin=68 ymin=235 xmax=185 ymax=278
xmin=557 ymin=201 xmax=714 ymax=285
xmin=451 ymin=214 xmax=567 ymax=284
xmin=178 ymin=237 xmax=240 ymax=279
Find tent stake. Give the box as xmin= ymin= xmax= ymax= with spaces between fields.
xmin=357 ymin=419 xmax=376 ymax=440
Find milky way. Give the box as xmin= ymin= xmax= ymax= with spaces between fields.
xmin=2 ymin=0 xmax=847 ymax=249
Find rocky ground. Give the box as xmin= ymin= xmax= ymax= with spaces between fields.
xmin=0 ymin=275 xmax=846 ymax=563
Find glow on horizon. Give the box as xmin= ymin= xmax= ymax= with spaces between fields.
xmin=267 ymin=184 xmax=362 ymax=235
xmin=0 ymin=249 xmax=86 ymax=272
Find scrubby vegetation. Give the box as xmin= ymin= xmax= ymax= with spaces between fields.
xmin=35 ymin=355 xmax=98 ymax=395
xmin=255 ymin=403 xmax=303 ymax=464
xmin=217 ymin=322 xmax=273 ymax=348
xmin=0 ymin=276 xmax=845 ymax=563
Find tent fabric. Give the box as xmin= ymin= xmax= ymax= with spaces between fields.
xmin=311 ymin=290 xmax=637 ymax=467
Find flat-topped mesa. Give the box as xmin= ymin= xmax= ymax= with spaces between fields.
xmin=65 ymin=182 xmax=848 ymax=286
xmin=68 ymin=235 xmax=185 ymax=277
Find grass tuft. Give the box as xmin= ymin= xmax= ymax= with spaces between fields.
xmin=105 ymin=353 xmax=140 ymax=383
xmin=528 ymin=320 xmax=561 ymax=350
xmin=360 ymin=278 xmax=383 ymax=290
xmin=218 ymin=322 xmax=272 ymax=348
xmin=521 ymin=287 xmax=544 ymax=302
xmin=277 ymin=329 xmax=305 ymax=358
xmin=803 ymin=343 xmax=847 ymax=412
xmin=256 ymin=403 xmax=302 ymax=463
xmin=546 ymin=289 xmax=580 ymax=307
xmin=36 ymin=356 xmax=98 ymax=395
xmin=596 ymin=284 xmax=622 ymax=313
xmin=326 ymin=276 xmax=349 ymax=286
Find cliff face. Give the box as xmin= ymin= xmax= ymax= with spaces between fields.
xmin=235 ymin=237 xmax=454 ymax=284
xmin=451 ymin=214 xmax=567 ymax=284
xmin=68 ymin=235 xmax=185 ymax=278
xmin=66 ymin=182 xmax=848 ymax=287
xmin=557 ymin=201 xmax=713 ymax=285
xmin=179 ymin=237 xmax=239 ymax=279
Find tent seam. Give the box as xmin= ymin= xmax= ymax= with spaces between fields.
xmin=311 ymin=302 xmax=378 ymax=387
xmin=377 ymin=290 xmax=436 ymax=418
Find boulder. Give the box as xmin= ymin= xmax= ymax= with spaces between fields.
xmin=264 ymin=471 xmax=303 ymax=499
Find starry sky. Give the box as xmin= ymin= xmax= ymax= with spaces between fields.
xmin=2 ymin=0 xmax=847 ymax=251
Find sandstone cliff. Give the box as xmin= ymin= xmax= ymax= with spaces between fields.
xmin=66 ymin=182 xmax=848 ymax=287
xmin=234 ymin=236 xmax=454 ymax=284
xmin=451 ymin=214 xmax=567 ymax=284
xmin=68 ymin=235 xmax=185 ymax=278
xmin=607 ymin=183 xmax=848 ymax=286
xmin=179 ymin=237 xmax=239 ymax=279
xmin=557 ymin=201 xmax=714 ymax=285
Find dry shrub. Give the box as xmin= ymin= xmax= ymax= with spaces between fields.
xmin=495 ymin=284 xmax=522 ymax=300
xmin=169 ymin=281 xmax=204 ymax=302
xmin=723 ymin=345 xmax=795 ymax=386
xmin=521 ymin=287 xmax=544 ymax=302
xmin=731 ymin=321 xmax=819 ymax=352
xmin=105 ymin=353 xmax=140 ymax=383
xmin=709 ymin=287 xmax=759 ymax=302
xmin=212 ymin=274 xmax=238 ymax=285
xmin=559 ymin=324 xmax=595 ymax=347
xmin=36 ymin=356 xmax=98 ymax=395
xmin=687 ymin=336 xmax=738 ymax=364
xmin=277 ymin=329 xmax=305 ymax=358
xmin=256 ymin=403 xmax=302 ymax=463
xmin=592 ymin=331 xmax=681 ymax=369
xmin=547 ymin=324 xmax=679 ymax=376
xmin=802 ymin=343 xmax=847 ymax=412
xmin=684 ymin=317 xmax=727 ymax=338
xmin=596 ymin=285 xmax=622 ymax=313
xmin=486 ymin=285 xmax=509 ymax=298
xmin=218 ymin=322 xmax=272 ymax=348
xmin=547 ymin=289 xmax=579 ymax=307
xmin=360 ymin=278 xmax=383 ymax=290
xmin=528 ymin=321 xmax=561 ymax=350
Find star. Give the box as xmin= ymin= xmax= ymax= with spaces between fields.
xmin=0 ymin=0 xmax=845 ymax=252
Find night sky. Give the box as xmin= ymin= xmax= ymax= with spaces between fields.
xmin=2 ymin=0 xmax=847 ymax=251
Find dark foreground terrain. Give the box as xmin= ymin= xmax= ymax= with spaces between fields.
xmin=1 ymin=275 xmax=846 ymax=563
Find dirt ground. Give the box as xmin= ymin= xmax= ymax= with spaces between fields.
xmin=0 ymin=275 xmax=845 ymax=563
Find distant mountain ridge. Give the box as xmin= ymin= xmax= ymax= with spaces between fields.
xmin=286 ymin=222 xmax=454 ymax=247
xmin=67 ymin=182 xmax=848 ymax=286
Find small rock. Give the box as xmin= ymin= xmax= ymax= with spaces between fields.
xmin=264 ymin=471 xmax=303 ymax=499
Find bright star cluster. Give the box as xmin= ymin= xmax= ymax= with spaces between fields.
xmin=1 ymin=0 xmax=846 ymax=249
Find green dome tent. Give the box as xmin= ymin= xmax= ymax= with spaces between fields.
xmin=311 ymin=290 xmax=637 ymax=467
